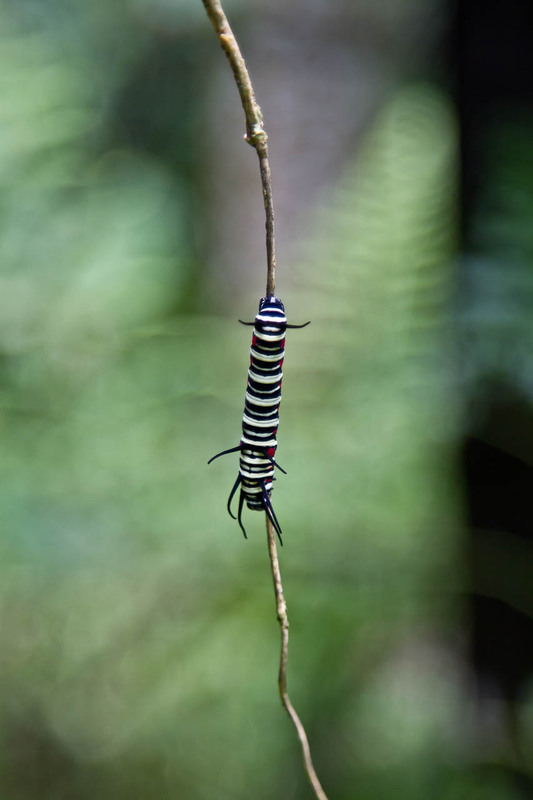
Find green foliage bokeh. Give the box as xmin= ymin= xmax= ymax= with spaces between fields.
xmin=0 ymin=2 xmax=527 ymax=799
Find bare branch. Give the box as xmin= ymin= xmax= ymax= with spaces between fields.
xmin=266 ymin=518 xmax=330 ymax=800
xmin=202 ymin=2 xmax=328 ymax=797
xmin=201 ymin=0 xmax=276 ymax=297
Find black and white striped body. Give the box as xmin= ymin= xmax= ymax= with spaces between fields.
xmin=239 ymin=298 xmax=286 ymax=516
xmin=208 ymin=296 xmax=309 ymax=544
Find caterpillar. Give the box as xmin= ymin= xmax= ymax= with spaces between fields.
xmin=208 ymin=296 xmax=309 ymax=545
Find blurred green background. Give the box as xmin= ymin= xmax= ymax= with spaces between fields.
xmin=1 ymin=0 xmax=532 ymax=798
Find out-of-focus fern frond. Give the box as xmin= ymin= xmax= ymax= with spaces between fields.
xmin=303 ymin=84 xmax=456 ymax=383
xmin=285 ymin=85 xmax=458 ymax=560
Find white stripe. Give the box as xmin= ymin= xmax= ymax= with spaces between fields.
xmin=244 ymin=408 xmax=278 ymax=419
xmin=256 ymin=314 xmax=286 ymax=324
xmin=245 ymin=392 xmax=281 ymax=406
xmin=250 ymin=348 xmax=284 ymax=362
xmin=242 ymin=417 xmax=278 ymax=430
xmin=248 ymin=370 xmax=282 ymax=384
xmin=240 ymin=485 xmax=262 ymax=495
xmin=247 ymin=385 xmax=281 ymax=395
xmin=258 ymin=326 xmax=285 ymax=334
xmin=241 ymin=435 xmax=277 ymax=447
xmin=243 ymin=429 xmax=276 ymax=438
xmin=240 ymin=466 xmax=271 ymax=474
xmin=253 ymin=331 xmax=285 ymax=342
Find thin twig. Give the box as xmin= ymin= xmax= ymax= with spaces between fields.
xmin=202 ymin=2 xmax=329 ymax=797
xmin=201 ymin=0 xmax=276 ymax=297
xmin=266 ymin=517 xmax=330 ymax=800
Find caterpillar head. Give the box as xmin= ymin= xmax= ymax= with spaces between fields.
xmin=259 ymin=296 xmax=285 ymax=312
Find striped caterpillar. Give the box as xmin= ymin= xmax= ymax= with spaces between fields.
xmin=208 ymin=296 xmax=309 ymax=544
